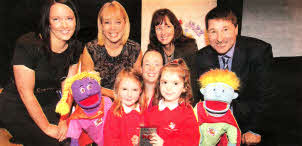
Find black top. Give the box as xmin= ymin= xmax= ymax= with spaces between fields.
xmin=6 ymin=32 xmax=83 ymax=106
xmin=86 ymin=39 xmax=140 ymax=89
xmin=0 ymin=32 xmax=83 ymax=145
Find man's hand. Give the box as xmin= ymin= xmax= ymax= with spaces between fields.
xmin=242 ymin=131 xmax=261 ymax=145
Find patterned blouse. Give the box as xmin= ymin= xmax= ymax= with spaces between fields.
xmin=86 ymin=39 xmax=140 ymax=89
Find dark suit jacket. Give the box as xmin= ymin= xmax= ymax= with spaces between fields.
xmin=189 ymin=36 xmax=274 ymax=134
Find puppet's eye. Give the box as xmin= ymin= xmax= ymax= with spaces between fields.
xmin=213 ymin=89 xmax=216 ymax=91
xmin=87 ymin=84 xmax=92 ymax=90
xmin=222 ymin=89 xmax=225 ymax=93
xmin=80 ymin=87 xmax=85 ymax=93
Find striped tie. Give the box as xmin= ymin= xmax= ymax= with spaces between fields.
xmin=222 ymin=55 xmax=230 ymax=70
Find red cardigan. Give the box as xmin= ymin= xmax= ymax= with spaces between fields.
xmin=144 ymin=103 xmax=200 ymax=146
xmin=104 ymin=107 xmax=144 ymax=146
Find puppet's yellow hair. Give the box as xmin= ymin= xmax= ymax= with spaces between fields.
xmin=199 ymin=69 xmax=240 ymax=90
xmin=55 ymin=72 xmax=101 ymax=115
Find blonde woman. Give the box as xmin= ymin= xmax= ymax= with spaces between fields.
xmin=80 ymin=1 xmax=142 ymax=98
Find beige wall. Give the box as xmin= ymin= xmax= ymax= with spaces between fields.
xmin=242 ymin=0 xmax=302 ymax=57
xmin=141 ymin=0 xmax=217 ymax=52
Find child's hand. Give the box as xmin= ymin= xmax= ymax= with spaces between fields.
xmin=150 ymin=133 xmax=163 ymax=146
xmin=242 ymin=131 xmax=261 ymax=145
xmin=131 ymin=135 xmax=139 ymax=146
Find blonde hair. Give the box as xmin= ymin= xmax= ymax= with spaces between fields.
xmin=154 ymin=59 xmax=193 ymax=105
xmin=113 ymin=67 xmax=145 ymax=117
xmin=97 ymin=1 xmax=130 ymax=46
xmin=56 ymin=72 xmax=101 ymax=115
xmin=199 ymin=69 xmax=240 ymax=90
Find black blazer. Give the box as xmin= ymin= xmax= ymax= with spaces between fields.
xmin=189 ymin=36 xmax=274 ymax=134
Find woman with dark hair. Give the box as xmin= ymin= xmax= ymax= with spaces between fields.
xmin=0 ymin=0 xmax=83 ymax=145
xmin=148 ymin=8 xmax=198 ymax=64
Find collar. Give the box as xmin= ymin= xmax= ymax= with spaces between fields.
xmin=122 ymin=104 xmax=140 ymax=114
xmin=158 ymin=99 xmax=179 ymax=111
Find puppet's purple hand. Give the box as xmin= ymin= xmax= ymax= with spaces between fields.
xmin=71 ymin=138 xmax=79 ymax=146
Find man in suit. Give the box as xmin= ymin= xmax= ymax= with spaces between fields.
xmin=189 ymin=7 xmax=273 ymax=145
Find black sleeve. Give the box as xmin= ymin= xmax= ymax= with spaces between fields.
xmin=186 ymin=48 xmax=220 ymax=106
xmin=237 ymin=42 xmax=274 ymax=134
xmin=252 ymin=43 xmax=274 ymax=133
xmin=129 ymin=39 xmax=141 ymax=66
xmin=12 ymin=33 xmax=40 ymax=70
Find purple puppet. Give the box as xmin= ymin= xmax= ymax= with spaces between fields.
xmin=56 ymin=72 xmax=112 ymax=146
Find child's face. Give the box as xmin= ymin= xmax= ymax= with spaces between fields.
xmin=142 ymin=51 xmax=163 ymax=84
xmin=118 ymin=77 xmax=141 ymax=109
xmin=160 ymin=70 xmax=184 ymax=103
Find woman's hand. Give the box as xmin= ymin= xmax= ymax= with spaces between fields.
xmin=150 ymin=133 xmax=163 ymax=146
xmin=58 ymin=120 xmax=68 ymax=141
xmin=44 ymin=123 xmax=59 ymax=139
xmin=14 ymin=65 xmax=60 ymax=140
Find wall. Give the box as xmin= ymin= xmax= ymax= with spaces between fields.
xmin=242 ymin=0 xmax=302 ymax=57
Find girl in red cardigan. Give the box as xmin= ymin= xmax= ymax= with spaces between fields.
xmin=145 ymin=59 xmax=200 ymax=146
xmin=104 ymin=67 xmax=146 ymax=146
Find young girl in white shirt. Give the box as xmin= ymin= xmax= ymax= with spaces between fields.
xmin=104 ymin=67 xmax=145 ymax=146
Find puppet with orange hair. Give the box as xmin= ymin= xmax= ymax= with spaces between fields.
xmin=194 ymin=69 xmax=241 ymax=146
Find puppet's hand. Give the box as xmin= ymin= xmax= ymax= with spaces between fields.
xmin=150 ymin=133 xmax=163 ymax=146
xmin=242 ymin=132 xmax=261 ymax=145
xmin=227 ymin=142 xmax=236 ymax=146
xmin=58 ymin=120 xmax=68 ymax=142
xmin=131 ymin=135 xmax=139 ymax=146
xmin=44 ymin=124 xmax=59 ymax=139
xmin=70 ymin=138 xmax=79 ymax=146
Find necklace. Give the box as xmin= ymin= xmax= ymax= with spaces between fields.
xmin=167 ymin=54 xmax=173 ymax=58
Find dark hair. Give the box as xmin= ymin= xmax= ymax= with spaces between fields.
xmin=39 ymin=0 xmax=80 ymax=49
xmin=205 ymin=7 xmax=238 ymax=30
xmin=38 ymin=0 xmax=82 ymax=82
xmin=148 ymin=8 xmax=190 ymax=50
